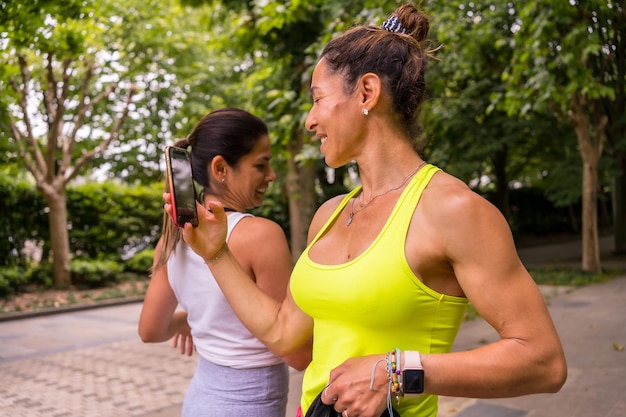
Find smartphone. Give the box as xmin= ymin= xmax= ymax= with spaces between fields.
xmin=165 ymin=145 xmax=199 ymax=228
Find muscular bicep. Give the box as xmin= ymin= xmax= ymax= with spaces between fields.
xmin=444 ymin=194 xmax=554 ymax=342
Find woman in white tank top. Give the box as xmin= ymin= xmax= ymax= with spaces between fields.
xmin=138 ymin=108 xmax=311 ymax=417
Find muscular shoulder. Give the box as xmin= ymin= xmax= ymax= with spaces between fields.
xmin=418 ymin=171 xmax=515 ymax=261
xmin=422 ymin=172 xmax=503 ymax=227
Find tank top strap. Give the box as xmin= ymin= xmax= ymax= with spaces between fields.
xmin=308 ymin=187 xmax=362 ymax=246
xmin=226 ymin=212 xmax=254 ymax=241
xmin=388 ymin=163 xmax=440 ymax=233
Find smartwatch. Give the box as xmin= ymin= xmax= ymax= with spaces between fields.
xmin=402 ymin=350 xmax=424 ymax=395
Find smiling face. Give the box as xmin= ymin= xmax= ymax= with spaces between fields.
xmin=226 ymin=135 xmax=276 ymax=210
xmin=305 ymin=58 xmax=365 ymax=168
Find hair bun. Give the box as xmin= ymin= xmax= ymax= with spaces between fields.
xmin=391 ymin=4 xmax=430 ymax=43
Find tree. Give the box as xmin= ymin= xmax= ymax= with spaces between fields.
xmin=501 ymin=1 xmax=623 ymax=272
xmin=597 ymin=3 xmax=626 ymax=255
xmin=1 ymin=1 xmax=136 ymax=286
xmin=425 ymin=1 xmax=574 ymax=223
xmin=2 ymin=0 xmax=240 ymax=285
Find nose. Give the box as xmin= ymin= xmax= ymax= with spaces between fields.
xmin=305 ymin=109 xmax=316 ymax=132
xmin=267 ymin=166 xmax=277 ymax=182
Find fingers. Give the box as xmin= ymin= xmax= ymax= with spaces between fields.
xmin=321 ymin=385 xmax=338 ymax=404
xmin=184 ymin=335 xmax=194 ymax=356
xmin=172 ymin=334 xmax=184 ymax=353
xmin=163 ymin=192 xmax=173 ymax=216
xmin=171 ymin=333 xmax=194 ymax=356
xmin=322 ymin=385 xmax=348 ymax=417
xmin=205 ymin=200 xmax=228 ymax=221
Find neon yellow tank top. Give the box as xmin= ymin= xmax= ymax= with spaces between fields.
xmin=291 ymin=164 xmax=468 ymax=416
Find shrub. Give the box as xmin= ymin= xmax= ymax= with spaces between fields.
xmin=70 ymin=258 xmax=124 ymax=289
xmin=124 ymin=249 xmax=155 ymax=275
xmin=0 ymin=266 xmax=30 ymax=298
xmin=27 ymin=263 xmax=54 ymax=288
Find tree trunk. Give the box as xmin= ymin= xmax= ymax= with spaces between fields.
xmin=41 ymin=187 xmax=72 ymax=287
xmin=580 ymin=159 xmax=601 ymax=273
xmin=286 ymin=158 xmax=304 ymax=262
xmin=297 ymin=163 xmax=317 ymax=251
xmin=571 ymin=95 xmax=605 ymax=273
xmin=491 ymin=146 xmax=510 ymax=221
xmin=286 ymin=159 xmax=318 ymax=261
xmin=285 ymin=123 xmax=319 ymax=262
xmin=613 ymin=160 xmax=626 ymax=254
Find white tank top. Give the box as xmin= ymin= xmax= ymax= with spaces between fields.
xmin=167 ymin=212 xmax=283 ymax=368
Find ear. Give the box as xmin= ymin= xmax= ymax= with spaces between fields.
xmin=210 ymin=155 xmax=228 ymax=182
xmin=357 ymin=72 xmax=382 ymax=112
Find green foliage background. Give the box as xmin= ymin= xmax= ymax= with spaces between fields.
xmin=0 ymin=176 xmax=161 ymax=295
xmin=0 ymin=0 xmax=624 ymax=293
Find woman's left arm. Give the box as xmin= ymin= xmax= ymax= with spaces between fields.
xmin=417 ymin=186 xmax=567 ymax=397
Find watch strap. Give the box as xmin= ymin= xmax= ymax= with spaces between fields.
xmin=404 ymin=350 xmax=422 ymax=369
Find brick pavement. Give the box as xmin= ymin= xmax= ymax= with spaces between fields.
xmin=0 ymin=304 xmax=198 ymax=417
xmin=0 ymin=339 xmax=196 ymax=417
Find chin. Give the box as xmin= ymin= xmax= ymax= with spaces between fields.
xmin=324 ymin=157 xmax=348 ymax=169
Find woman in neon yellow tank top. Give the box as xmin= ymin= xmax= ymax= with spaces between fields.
xmin=165 ymin=4 xmax=567 ymax=417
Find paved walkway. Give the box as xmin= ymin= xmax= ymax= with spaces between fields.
xmin=0 ymin=236 xmax=624 ymax=417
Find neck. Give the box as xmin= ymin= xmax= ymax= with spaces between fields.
xmin=201 ymin=194 xmax=242 ymax=213
xmin=356 ymin=158 xmax=425 ymax=200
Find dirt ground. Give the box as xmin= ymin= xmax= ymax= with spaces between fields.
xmin=0 ymin=280 xmax=149 ymax=315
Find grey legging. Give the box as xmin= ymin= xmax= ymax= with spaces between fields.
xmin=182 ymin=356 xmax=289 ymax=417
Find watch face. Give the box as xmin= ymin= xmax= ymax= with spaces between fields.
xmin=403 ymin=369 xmax=424 ymax=394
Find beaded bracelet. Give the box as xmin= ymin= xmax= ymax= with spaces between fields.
xmin=389 ymin=348 xmax=404 ymax=405
xmin=390 ymin=350 xmax=399 ymax=393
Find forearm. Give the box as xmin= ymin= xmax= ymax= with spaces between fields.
xmin=205 ymin=246 xmax=302 ymax=356
xmin=139 ymin=310 xmax=188 ymax=343
xmin=282 ymin=336 xmax=313 ymax=371
xmin=164 ymin=311 xmax=190 ymax=341
xmin=419 ymin=338 xmax=567 ymax=398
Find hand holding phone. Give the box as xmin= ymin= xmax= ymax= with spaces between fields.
xmin=165 ymin=146 xmax=199 ymax=228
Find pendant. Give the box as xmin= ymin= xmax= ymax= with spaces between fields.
xmin=346 ymin=211 xmax=354 ymax=226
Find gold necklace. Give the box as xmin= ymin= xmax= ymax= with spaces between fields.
xmin=346 ymin=161 xmax=426 ymax=226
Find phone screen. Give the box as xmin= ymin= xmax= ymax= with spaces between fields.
xmin=166 ymin=146 xmax=199 ymax=228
